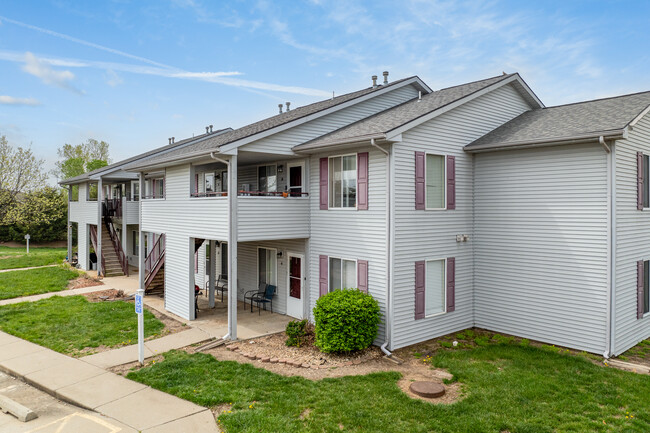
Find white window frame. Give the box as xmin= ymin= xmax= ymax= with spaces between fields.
xmin=425 ymin=152 xmax=447 ymax=211
xmin=256 ymin=246 xmax=278 ymax=290
xmin=131 ymin=181 xmax=140 ymax=201
xmin=643 ymin=260 xmax=650 ymax=318
xmin=328 ymin=256 xmax=357 ymax=292
xmin=257 ymin=164 xmax=278 ymax=193
xmin=424 ymin=257 xmax=447 ymax=318
xmin=287 ymin=161 xmax=305 ymax=197
xmin=643 ymin=154 xmax=649 ymax=210
xmin=328 ymin=153 xmax=357 ymax=210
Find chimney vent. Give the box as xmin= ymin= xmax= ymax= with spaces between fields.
xmin=209 ymin=125 xmax=213 ymax=133
xmin=383 ymin=71 xmax=389 ymax=85
xmin=278 ymin=104 xmax=283 ymax=114
xmin=285 ymin=102 xmax=290 ymax=111
xmin=371 ymin=75 xmax=377 ymax=88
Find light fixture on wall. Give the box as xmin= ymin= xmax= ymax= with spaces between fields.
xmin=277 ymin=251 xmax=283 ymax=258
xmin=277 ymin=165 xmax=284 ymax=173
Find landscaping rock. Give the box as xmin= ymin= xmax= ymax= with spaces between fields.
xmin=261 ymin=357 xmax=271 ymax=363
xmin=301 ymin=363 xmax=310 ymax=368
xmin=270 ymin=358 xmax=279 ymax=364
xmin=409 ymin=382 xmax=445 ymax=399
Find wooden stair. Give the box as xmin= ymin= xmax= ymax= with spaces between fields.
xmin=101 ymin=224 xmax=125 ymax=277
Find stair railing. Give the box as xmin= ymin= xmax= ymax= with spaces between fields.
xmin=144 ymin=234 xmax=165 ymax=288
xmin=89 ymin=225 xmax=105 ymax=275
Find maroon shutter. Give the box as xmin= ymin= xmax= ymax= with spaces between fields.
xmin=357 ymin=152 xmax=369 ymax=210
xmin=415 ymin=152 xmax=425 ymax=210
xmin=195 ymin=173 xmax=199 ymax=195
xmin=638 ymin=152 xmax=644 ymax=210
xmin=320 ymin=158 xmax=328 ymax=210
xmin=415 ymin=261 xmax=425 ymax=319
xmin=447 ymin=257 xmax=456 ymax=312
xmin=357 ymin=260 xmax=368 ymax=293
xmin=447 ymin=155 xmax=456 ymax=210
xmin=638 ymin=260 xmax=645 ymax=320
xmin=162 ymin=171 xmax=166 ymax=198
xmin=319 ymin=255 xmax=329 ymax=297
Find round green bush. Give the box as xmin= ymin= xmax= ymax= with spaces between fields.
xmin=313 ymin=289 xmax=381 ymax=353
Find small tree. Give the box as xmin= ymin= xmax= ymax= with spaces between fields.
xmin=313 ymin=289 xmax=381 ymax=353
xmin=54 ymin=139 xmax=111 ymax=181
xmin=4 ymin=187 xmax=68 ymax=242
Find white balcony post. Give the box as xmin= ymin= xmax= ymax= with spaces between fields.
xmin=97 ymin=178 xmax=103 ymax=277
xmin=67 ymin=185 xmax=72 ymax=264
xmin=227 ymin=153 xmax=238 ymax=340
xmin=209 ymin=239 xmax=216 ymax=308
xmin=122 ymin=195 xmax=127 ymax=260
xmin=138 ymin=173 xmax=145 ymax=292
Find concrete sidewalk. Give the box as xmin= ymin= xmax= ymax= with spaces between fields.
xmin=0 ymin=331 xmax=218 ymax=432
xmin=0 ymin=264 xmax=58 ymax=273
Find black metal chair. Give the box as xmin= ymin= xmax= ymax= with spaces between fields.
xmin=251 ymin=284 xmax=276 ymax=315
xmin=215 ymin=274 xmax=228 ymax=302
xmin=244 ymin=282 xmax=267 ymax=311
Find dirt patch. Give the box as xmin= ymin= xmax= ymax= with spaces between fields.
xmin=68 ymin=274 xmax=104 ymax=290
xmin=81 ymin=288 xmax=126 ymax=302
xmin=615 ymin=339 xmax=650 ymax=368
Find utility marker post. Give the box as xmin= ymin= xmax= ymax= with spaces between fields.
xmin=135 ymin=289 xmax=144 ymax=364
xmin=24 ymin=234 xmax=30 ymax=254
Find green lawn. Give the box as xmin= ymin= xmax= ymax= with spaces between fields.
xmin=0 ymin=266 xmax=79 ymax=300
xmin=0 ymin=296 xmax=165 ymax=355
xmin=0 ymin=246 xmax=67 ymax=270
xmin=127 ymin=346 xmax=650 ymax=433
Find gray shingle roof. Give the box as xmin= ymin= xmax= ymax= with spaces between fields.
xmin=465 ymin=91 xmax=650 ymax=152
xmin=126 ymin=76 xmax=428 ymax=169
xmin=293 ymin=74 xmax=521 ymax=151
xmin=59 ymin=128 xmax=231 ymax=184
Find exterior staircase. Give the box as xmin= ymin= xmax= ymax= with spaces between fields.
xmin=101 ymin=223 xmax=126 ymax=277
xmin=144 ymin=234 xmax=165 ymax=294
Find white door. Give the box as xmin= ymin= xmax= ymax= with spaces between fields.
xmin=286 ymin=253 xmax=304 ymax=319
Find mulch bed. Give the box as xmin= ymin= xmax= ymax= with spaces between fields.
xmin=68 ymin=274 xmax=104 ymax=290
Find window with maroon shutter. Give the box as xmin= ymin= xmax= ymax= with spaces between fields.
xmin=414 ymin=261 xmax=425 ymax=319
xmin=357 ymin=260 xmax=368 ymax=293
xmin=319 ymin=158 xmax=328 ymax=210
xmin=415 ymin=152 xmax=425 ymax=210
xmin=357 ymin=152 xmax=369 ymax=210
xmin=447 ymin=156 xmax=456 ymax=210
xmin=639 ymin=260 xmax=650 ymax=319
xmin=319 ymin=255 xmax=328 ymax=297
xmin=638 ymin=152 xmax=645 ymax=210
xmin=446 ymin=257 xmax=455 ymax=312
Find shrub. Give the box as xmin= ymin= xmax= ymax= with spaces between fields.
xmin=285 ymin=319 xmax=309 ymax=347
xmin=313 ymin=289 xmax=380 ymax=353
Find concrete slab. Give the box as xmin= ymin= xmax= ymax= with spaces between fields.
xmin=145 ymin=328 xmax=211 ymax=355
xmin=56 ymin=372 xmax=147 ymax=410
xmin=0 ymin=340 xmax=46 ymax=362
xmin=142 ymin=409 xmax=219 ymax=433
xmin=0 ymin=332 xmax=20 ymax=347
xmin=96 ymin=387 xmax=205 ymax=431
xmin=0 ymin=349 xmax=69 ymax=376
xmin=81 ymin=344 xmax=154 ymax=369
xmin=25 ymin=358 xmax=105 ymax=391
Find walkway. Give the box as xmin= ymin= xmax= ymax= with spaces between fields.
xmin=0 ymin=264 xmax=58 ymax=273
xmin=0 ymin=331 xmax=218 ymax=432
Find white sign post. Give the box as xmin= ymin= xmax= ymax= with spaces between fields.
xmin=24 ymin=234 xmax=30 ymax=254
xmin=135 ymin=289 xmax=144 ymax=364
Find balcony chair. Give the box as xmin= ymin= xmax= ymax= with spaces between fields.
xmin=251 ymin=284 xmax=276 ymax=315
xmin=244 ymin=282 xmax=267 ymax=311
xmin=215 ymin=274 xmax=228 ymax=302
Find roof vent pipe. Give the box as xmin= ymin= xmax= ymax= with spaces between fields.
xmin=209 ymin=125 xmax=213 ymax=133
xmin=372 ymin=75 xmax=378 ymax=88
xmin=383 ymin=71 xmax=389 ymax=84
xmin=172 ymin=137 xmax=175 ymax=144
xmin=206 ymin=126 xmax=209 ymax=134
xmin=168 ymin=138 xmax=172 ymax=145
xmin=285 ymin=102 xmax=290 ymax=111
xmin=278 ymin=104 xmax=283 ymax=114
xmin=418 ymin=91 xmax=422 ymax=101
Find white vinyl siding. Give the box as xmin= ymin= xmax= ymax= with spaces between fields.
xmin=392 ymin=82 xmax=534 ymax=350
xmin=614 ymin=112 xmax=650 ymax=354
xmin=474 ymin=143 xmax=609 ymax=354
xmin=425 ymin=259 xmax=445 ymax=316
xmin=426 ymin=154 xmax=445 ymax=209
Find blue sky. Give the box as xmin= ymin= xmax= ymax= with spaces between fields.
xmin=1 ymin=0 xmax=649 ymax=182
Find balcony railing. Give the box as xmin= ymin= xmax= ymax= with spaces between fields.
xmin=190 ymin=190 xmax=309 ymax=198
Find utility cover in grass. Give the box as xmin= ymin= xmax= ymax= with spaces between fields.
xmin=0 ymin=295 xmax=164 ymax=355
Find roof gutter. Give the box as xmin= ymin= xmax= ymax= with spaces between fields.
xmin=293 ymin=133 xmax=387 ymax=154
xmin=465 ymin=130 xmax=627 ymax=153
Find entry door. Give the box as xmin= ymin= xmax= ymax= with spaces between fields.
xmin=288 ymin=163 xmax=303 ymax=196
xmin=287 ymin=254 xmax=304 ymax=319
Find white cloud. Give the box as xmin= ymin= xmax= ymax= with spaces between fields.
xmin=0 ymin=95 xmax=41 ymax=106
xmin=105 ymin=69 xmax=123 ymax=87
xmin=22 ymin=52 xmax=78 ymax=92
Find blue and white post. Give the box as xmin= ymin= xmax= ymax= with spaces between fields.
xmin=135 ymin=288 xmax=144 ymax=364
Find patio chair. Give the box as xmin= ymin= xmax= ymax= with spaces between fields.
xmin=194 ymin=284 xmax=201 ymax=317
xmin=251 ymin=284 xmax=276 ymax=315
xmin=244 ymin=282 xmax=267 ymax=311
xmin=215 ymin=274 xmax=228 ymax=302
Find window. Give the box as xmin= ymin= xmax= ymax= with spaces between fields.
xmin=644 ymin=155 xmax=649 ymax=208
xmin=329 ymin=155 xmax=356 ymax=208
xmin=639 ymin=260 xmax=650 ymax=314
xmin=221 ymin=170 xmax=228 ymax=192
xmin=288 ymin=163 xmax=303 ymax=196
xmin=426 ymin=154 xmax=445 ymax=209
xmin=258 ymin=247 xmax=277 ymax=287
xmin=258 ymin=165 xmax=277 ymax=193
xmin=425 ymin=259 xmax=446 ymax=316
xmin=329 ymin=257 xmax=356 ymax=292
xmin=148 ymin=178 xmax=164 ymax=198
xmin=205 ymin=173 xmax=215 ymax=194
xmin=133 ymin=231 xmax=139 ymax=256
xmin=132 ymin=181 xmax=139 ymax=201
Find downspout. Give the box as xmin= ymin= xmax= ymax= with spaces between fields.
xmin=371 ymin=138 xmax=393 ymax=357
xmin=604 ymin=137 xmax=617 ymax=358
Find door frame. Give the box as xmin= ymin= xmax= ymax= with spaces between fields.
xmin=287 ymin=161 xmax=305 ymax=195
xmin=286 ymin=252 xmax=305 ymax=319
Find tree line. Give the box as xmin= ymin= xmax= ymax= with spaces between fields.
xmin=0 ymin=135 xmax=110 ymax=244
